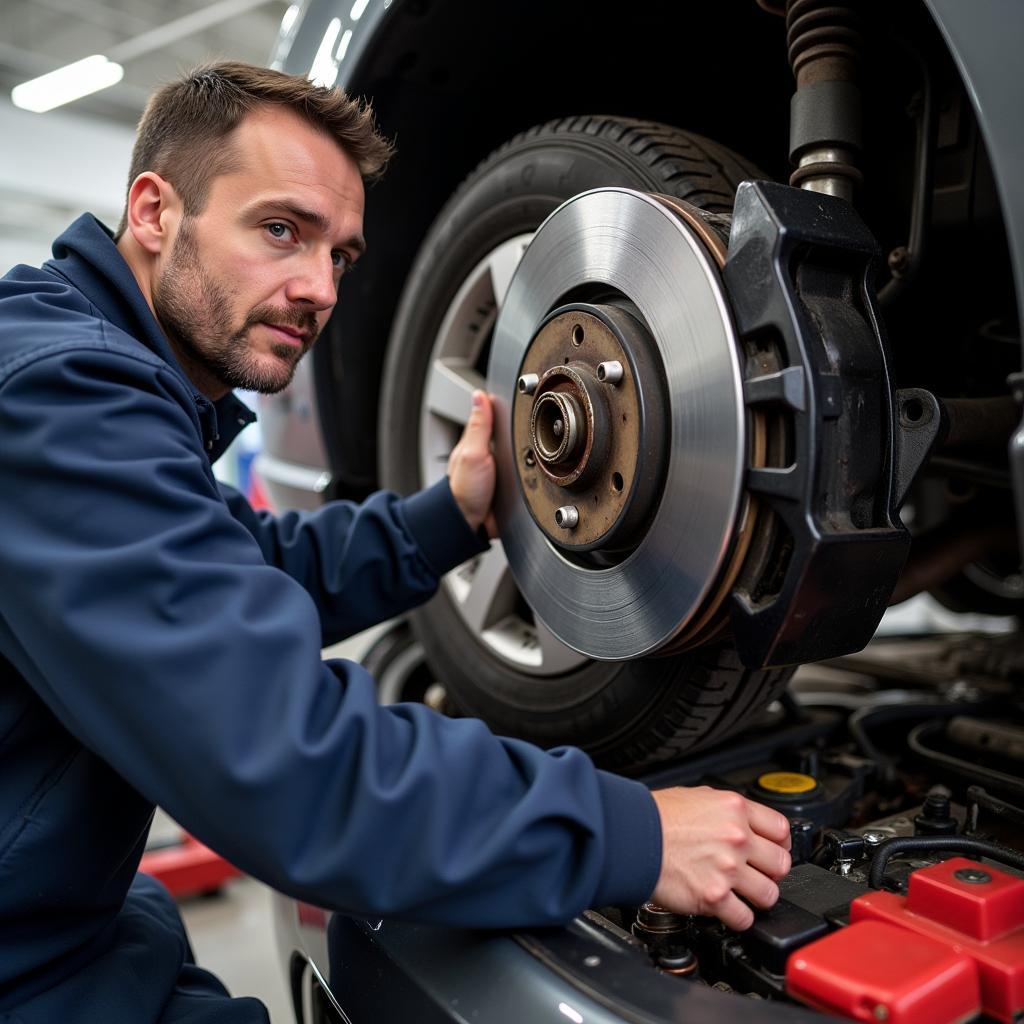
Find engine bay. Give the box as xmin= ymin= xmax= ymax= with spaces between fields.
xmin=537 ymin=635 xmax=1024 ymax=1024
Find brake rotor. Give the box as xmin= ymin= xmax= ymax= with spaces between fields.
xmin=489 ymin=187 xmax=764 ymax=661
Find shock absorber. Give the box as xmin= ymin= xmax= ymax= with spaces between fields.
xmin=785 ymin=0 xmax=864 ymax=201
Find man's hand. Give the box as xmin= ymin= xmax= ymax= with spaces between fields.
xmin=448 ymin=390 xmax=498 ymax=537
xmin=650 ymin=786 xmax=792 ymax=931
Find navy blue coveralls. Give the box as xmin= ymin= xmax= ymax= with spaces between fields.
xmin=0 ymin=216 xmax=662 ymax=1022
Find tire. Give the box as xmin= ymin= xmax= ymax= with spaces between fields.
xmin=379 ymin=116 xmax=793 ymax=772
xmin=361 ymin=622 xmax=438 ymax=707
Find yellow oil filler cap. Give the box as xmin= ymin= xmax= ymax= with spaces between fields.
xmin=755 ymin=771 xmax=819 ymax=797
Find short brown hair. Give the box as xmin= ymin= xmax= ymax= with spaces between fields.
xmin=116 ymin=61 xmax=393 ymax=236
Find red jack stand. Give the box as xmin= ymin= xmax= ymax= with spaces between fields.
xmin=140 ymin=833 xmax=242 ymax=899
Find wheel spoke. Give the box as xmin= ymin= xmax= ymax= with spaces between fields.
xmin=425 ymin=358 xmax=485 ymax=426
xmin=533 ymin=616 xmax=586 ymax=674
xmin=429 ymin=233 xmax=587 ymax=676
xmin=460 ymin=543 xmax=514 ymax=634
xmin=486 ymin=236 xmax=531 ymax=310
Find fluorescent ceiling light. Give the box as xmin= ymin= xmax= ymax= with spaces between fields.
xmin=12 ymin=55 xmax=124 ymax=113
xmin=279 ymin=4 xmax=300 ymax=35
xmin=308 ymin=17 xmax=342 ymax=88
xmin=336 ymin=29 xmax=353 ymax=62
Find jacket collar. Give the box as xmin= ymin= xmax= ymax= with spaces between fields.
xmin=45 ymin=214 xmax=257 ymax=462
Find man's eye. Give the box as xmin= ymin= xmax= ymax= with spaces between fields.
xmin=332 ymin=251 xmax=353 ymax=273
xmin=265 ymin=222 xmax=294 ymax=241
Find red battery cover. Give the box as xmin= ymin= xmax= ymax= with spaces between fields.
xmin=851 ymin=857 xmax=1024 ymax=1024
xmin=785 ymin=918 xmax=980 ymax=1024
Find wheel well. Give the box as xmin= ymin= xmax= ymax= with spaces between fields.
xmin=317 ymin=0 xmax=1010 ymax=500
xmin=315 ymin=0 xmax=792 ymax=497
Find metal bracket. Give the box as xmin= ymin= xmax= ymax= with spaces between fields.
xmin=893 ymin=388 xmax=945 ymax=508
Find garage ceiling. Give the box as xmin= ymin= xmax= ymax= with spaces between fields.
xmin=1 ymin=0 xmax=292 ymax=127
xmin=0 ymin=0 xmax=294 ymax=272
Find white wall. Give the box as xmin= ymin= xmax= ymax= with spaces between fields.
xmin=0 ymin=96 xmax=262 ymax=485
xmin=0 ymin=97 xmax=135 ymax=274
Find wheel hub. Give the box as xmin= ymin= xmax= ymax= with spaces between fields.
xmin=514 ymin=304 xmax=668 ymax=551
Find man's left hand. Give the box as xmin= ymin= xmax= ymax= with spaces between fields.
xmin=448 ymin=390 xmax=497 ymax=538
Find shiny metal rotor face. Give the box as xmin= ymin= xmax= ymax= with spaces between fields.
xmin=488 ymin=188 xmax=747 ymax=661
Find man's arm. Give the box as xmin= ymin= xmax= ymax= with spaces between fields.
xmin=220 ymin=478 xmax=487 ymax=645
xmin=0 ymin=348 xmax=658 ymax=926
xmin=1 ymin=351 xmax=791 ymax=928
xmin=219 ymin=393 xmax=496 ymax=645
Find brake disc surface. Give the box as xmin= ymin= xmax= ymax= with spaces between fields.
xmin=488 ymin=188 xmax=747 ymax=660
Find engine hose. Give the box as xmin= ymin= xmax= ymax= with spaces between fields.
xmin=778 ymin=687 xmax=809 ymax=723
xmin=877 ymin=38 xmax=935 ymax=307
xmin=847 ymin=701 xmax=978 ymax=784
xmin=907 ymin=720 xmax=1024 ymax=801
xmin=966 ymin=786 xmax=1024 ymax=831
xmin=868 ymin=835 xmax=1024 ymax=889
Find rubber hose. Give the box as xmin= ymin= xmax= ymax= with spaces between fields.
xmin=907 ymin=720 xmax=1024 ymax=801
xmin=848 ymin=701 xmax=967 ymax=783
xmin=868 ymin=835 xmax=1024 ymax=889
xmin=966 ymin=786 xmax=1024 ymax=830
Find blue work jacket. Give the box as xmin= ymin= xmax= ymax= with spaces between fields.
xmin=0 ymin=216 xmax=661 ymax=1022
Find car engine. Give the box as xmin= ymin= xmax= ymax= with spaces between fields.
xmin=565 ymin=636 xmax=1024 ymax=1023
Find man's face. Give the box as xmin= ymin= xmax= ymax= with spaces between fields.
xmin=152 ymin=106 xmax=366 ymax=396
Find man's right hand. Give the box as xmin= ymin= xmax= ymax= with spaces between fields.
xmin=649 ymin=786 xmax=792 ymax=931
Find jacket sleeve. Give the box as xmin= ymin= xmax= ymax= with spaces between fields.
xmin=0 ymin=347 xmax=662 ymax=927
xmin=217 ymin=477 xmax=488 ymax=646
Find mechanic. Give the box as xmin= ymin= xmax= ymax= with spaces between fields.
xmin=0 ymin=62 xmax=792 ymax=1023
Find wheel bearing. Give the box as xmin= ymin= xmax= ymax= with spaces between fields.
xmin=513 ymin=303 xmax=669 ymax=552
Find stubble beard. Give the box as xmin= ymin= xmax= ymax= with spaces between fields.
xmin=152 ymin=219 xmax=319 ymax=395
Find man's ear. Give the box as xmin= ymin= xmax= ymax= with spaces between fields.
xmin=124 ymin=172 xmax=180 ymax=255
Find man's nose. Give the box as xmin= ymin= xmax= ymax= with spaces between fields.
xmin=286 ymin=254 xmax=337 ymax=311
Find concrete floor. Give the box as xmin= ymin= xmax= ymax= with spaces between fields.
xmin=179 ymin=877 xmax=292 ymax=1023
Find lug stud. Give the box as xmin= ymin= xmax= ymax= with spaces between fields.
xmin=554 ymin=505 xmax=579 ymax=529
xmin=518 ymin=373 xmax=539 ymax=395
xmin=597 ymin=360 xmax=623 ymax=384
